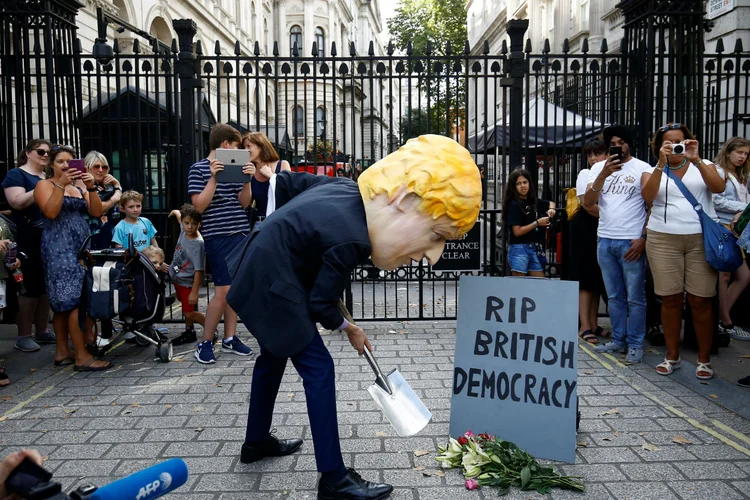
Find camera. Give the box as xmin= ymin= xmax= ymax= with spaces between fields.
xmin=671 ymin=143 xmax=685 ymax=155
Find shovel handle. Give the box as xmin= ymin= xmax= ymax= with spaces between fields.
xmin=363 ymin=348 xmax=393 ymax=395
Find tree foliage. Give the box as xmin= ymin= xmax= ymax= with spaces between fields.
xmin=386 ymin=0 xmax=467 ymax=56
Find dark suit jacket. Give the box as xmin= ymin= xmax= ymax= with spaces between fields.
xmin=274 ymin=171 xmax=342 ymax=209
xmin=226 ymin=180 xmax=371 ymax=357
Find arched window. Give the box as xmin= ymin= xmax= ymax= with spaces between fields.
xmin=316 ymin=107 xmax=326 ymax=137
xmin=294 ymin=105 xmax=304 ymax=136
xmin=290 ymin=25 xmax=302 ymax=55
xmin=315 ymin=27 xmax=325 ymax=57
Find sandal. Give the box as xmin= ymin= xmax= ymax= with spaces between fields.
xmin=579 ymin=330 xmax=598 ymax=344
xmin=656 ymin=357 xmax=681 ymax=375
xmin=594 ymin=326 xmax=612 ymax=339
xmin=74 ymin=357 xmax=113 ymax=372
xmin=696 ymin=361 xmax=713 ymax=380
xmin=0 ymin=366 xmax=8 ymax=387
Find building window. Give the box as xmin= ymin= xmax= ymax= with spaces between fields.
xmin=316 ymin=107 xmax=326 ymax=137
xmin=315 ymin=27 xmax=325 ymax=57
xmin=290 ymin=25 xmax=302 ymax=55
xmin=580 ymin=0 xmax=589 ymax=32
xmin=294 ymin=105 xmax=304 ymax=136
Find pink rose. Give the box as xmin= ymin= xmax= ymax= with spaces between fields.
xmin=465 ymin=479 xmax=479 ymax=490
xmin=465 ymin=430 xmax=474 ymax=438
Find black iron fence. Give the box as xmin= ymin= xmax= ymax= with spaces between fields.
xmin=2 ymin=1 xmax=749 ymax=321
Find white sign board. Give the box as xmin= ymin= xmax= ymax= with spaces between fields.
xmin=449 ymin=276 xmax=579 ymax=463
xmin=707 ymin=0 xmax=735 ymax=19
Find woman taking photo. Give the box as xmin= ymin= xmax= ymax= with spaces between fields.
xmin=713 ymin=137 xmax=750 ymax=341
xmin=1 ymin=139 xmax=55 ymax=352
xmin=84 ymin=151 xmax=122 ymax=250
xmin=641 ymin=123 xmax=726 ymax=380
xmin=242 ymin=132 xmax=291 ymax=223
xmin=34 ymin=145 xmax=112 ymax=371
xmin=502 ymin=169 xmax=555 ymax=277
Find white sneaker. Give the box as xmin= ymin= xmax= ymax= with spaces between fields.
xmin=96 ymin=337 xmax=111 ymax=347
xmin=728 ymin=325 xmax=750 ymax=341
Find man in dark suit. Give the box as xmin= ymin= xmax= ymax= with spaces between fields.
xmin=227 ymin=135 xmax=481 ymax=500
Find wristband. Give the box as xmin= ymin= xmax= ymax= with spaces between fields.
xmin=533 ymin=220 xmax=538 ymax=229
xmin=591 ymin=185 xmax=601 ymax=192
xmin=87 ymin=187 xmax=98 ymax=192
xmin=114 ymin=186 xmax=122 ymax=191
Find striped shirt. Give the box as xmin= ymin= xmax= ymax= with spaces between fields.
xmin=188 ymin=158 xmax=251 ymax=238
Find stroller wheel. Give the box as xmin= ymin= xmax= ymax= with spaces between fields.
xmin=157 ymin=341 xmax=173 ymax=362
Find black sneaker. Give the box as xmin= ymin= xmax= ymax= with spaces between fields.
xmin=738 ymin=375 xmax=750 ymax=388
xmin=172 ymin=329 xmax=197 ymax=346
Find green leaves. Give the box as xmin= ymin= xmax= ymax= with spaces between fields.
xmin=436 ymin=433 xmax=584 ymax=495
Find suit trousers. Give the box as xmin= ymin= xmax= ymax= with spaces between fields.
xmin=245 ymin=332 xmax=345 ymax=473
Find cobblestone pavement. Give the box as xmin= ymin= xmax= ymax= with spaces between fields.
xmin=0 ymin=321 xmax=749 ymax=500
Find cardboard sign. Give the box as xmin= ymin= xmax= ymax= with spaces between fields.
xmin=432 ymin=222 xmax=481 ymax=271
xmin=449 ymin=276 xmax=578 ymax=463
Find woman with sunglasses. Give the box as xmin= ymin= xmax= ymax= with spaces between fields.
xmin=1 ymin=139 xmax=56 ymax=353
xmin=83 ymin=151 xmax=122 ymax=250
xmin=641 ymin=123 xmax=726 ymax=380
xmin=34 ymin=145 xmax=112 ymax=371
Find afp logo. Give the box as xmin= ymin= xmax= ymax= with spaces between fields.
xmin=135 ymin=473 xmax=172 ymax=500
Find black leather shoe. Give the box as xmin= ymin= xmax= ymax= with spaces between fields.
xmin=240 ymin=435 xmax=303 ymax=463
xmin=318 ymin=468 xmax=393 ymax=500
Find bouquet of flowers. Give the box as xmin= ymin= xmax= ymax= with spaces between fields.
xmin=436 ymin=432 xmax=584 ymax=495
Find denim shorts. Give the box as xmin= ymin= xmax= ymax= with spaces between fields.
xmin=204 ymin=232 xmax=248 ymax=286
xmin=508 ymin=243 xmax=544 ymax=273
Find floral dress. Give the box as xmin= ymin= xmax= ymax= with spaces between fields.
xmin=41 ymin=192 xmax=91 ymax=312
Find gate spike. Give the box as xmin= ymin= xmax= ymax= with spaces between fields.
xmin=600 ymin=38 xmax=608 ymax=53
xmin=525 ymin=39 xmax=532 ymax=53
xmin=501 ymin=40 xmax=508 ymax=55
xmin=464 ymin=39 xmax=470 ymax=55
xmin=196 ymin=40 xmax=203 ymax=56
xmin=133 ymin=39 xmax=140 ymax=54
xmin=368 ymin=40 xmax=375 ymax=56
xmin=426 ymin=41 xmax=432 ymax=55
xmin=113 ymin=38 xmax=121 ymax=54
xmin=254 ymin=41 xmax=260 ymax=56
xmin=170 ymin=39 xmax=178 ymax=53
xmin=387 ymin=41 xmax=393 ymax=55
xmin=562 ymin=38 xmax=570 ymax=53
xmin=734 ymin=39 xmax=744 ymax=53
xmin=234 ymin=40 xmax=241 ymax=56
xmin=406 ymin=41 xmax=413 ymax=56
xmin=332 ymin=41 xmax=338 ymax=57
xmin=543 ymin=38 xmax=550 ymax=54
xmin=312 ymin=41 xmax=318 ymax=57
xmin=582 ymin=38 xmax=589 ymax=53
xmin=292 ymin=41 xmax=299 ymax=57
xmin=214 ymin=40 xmax=221 ymax=55
xmin=74 ymin=38 xmax=82 ymax=54
xmin=446 ymin=40 xmax=453 ymax=56
xmin=716 ymin=38 xmax=724 ymax=53
xmin=34 ymin=41 xmax=41 ymax=54
xmin=482 ymin=40 xmax=489 ymax=55
xmin=273 ymin=41 xmax=279 ymax=56
xmin=350 ymin=41 xmax=356 ymax=56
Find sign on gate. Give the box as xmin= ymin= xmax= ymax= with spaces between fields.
xmin=707 ymin=0 xmax=734 ymax=19
xmin=431 ymin=222 xmax=481 ymax=271
xmin=449 ymin=276 xmax=578 ymax=463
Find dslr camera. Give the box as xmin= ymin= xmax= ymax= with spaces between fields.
xmin=671 ymin=143 xmax=686 ymax=155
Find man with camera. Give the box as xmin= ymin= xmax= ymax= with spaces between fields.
xmin=583 ymin=125 xmax=651 ymax=363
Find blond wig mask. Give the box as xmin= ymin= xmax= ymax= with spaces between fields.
xmin=357 ymin=134 xmax=482 ymax=238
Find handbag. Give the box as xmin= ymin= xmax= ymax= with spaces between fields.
xmin=664 ymin=169 xmax=743 ymax=272
xmin=565 ymin=187 xmax=581 ymax=220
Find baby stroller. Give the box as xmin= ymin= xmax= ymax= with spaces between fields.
xmin=78 ymin=234 xmax=173 ymax=362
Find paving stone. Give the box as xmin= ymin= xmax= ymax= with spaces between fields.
xmin=607 ymin=418 xmax=664 ymax=432
xmin=619 ymin=463 xmax=684 ymax=481
xmin=588 ymin=432 xmax=646 ymax=447
xmin=90 ymin=429 xmax=148 ymax=443
xmin=551 ymin=483 xmax=614 ymax=499
xmin=164 ymin=441 xmax=220 ymax=457
xmin=104 ymin=442 xmax=168 ymax=459
xmin=354 ymin=452 xmax=412 ymax=469
xmin=258 ymin=471 xmax=318 ymax=490
xmin=674 ymin=461 xmax=748 ymax=479
xmin=35 ymin=430 xmax=92 ymax=445
xmin=49 ymin=444 xmax=111 ymax=460
xmin=294 ymin=453 xmax=354 ymax=471
xmin=730 ymin=481 xmax=750 ymax=497
xmin=559 ymin=464 xmax=627 ymax=482
xmin=669 ymin=480 xmax=748 ymax=500
xmin=603 ymin=482 xmax=679 ymax=500
xmin=383 ymin=437 xmax=436 ymax=453
xmin=633 ymin=445 xmax=698 ymax=462
xmin=181 ymin=456 xmax=236 ymax=474
xmin=193 ymin=473 xmax=257 ymax=491
xmin=416 ymin=487 xmax=482 ymax=500
xmin=656 ymin=418 xmax=698 ymax=431
xmin=135 ymin=415 xmax=189 ymax=428
xmin=53 ymin=459 xmax=120 ymax=477
xmin=577 ymin=447 xmax=641 ymax=463
xmin=382 ymin=469 xmax=443 ymax=487
xmin=685 ymin=444 xmax=750 ymax=461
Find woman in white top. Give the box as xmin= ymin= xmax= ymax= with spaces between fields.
xmin=713 ymin=137 xmax=750 ymax=341
xmin=641 ymin=123 xmax=726 ymax=380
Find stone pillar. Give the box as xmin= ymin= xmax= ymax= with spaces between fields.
xmin=304 ymin=0 xmax=314 ymax=57
xmin=277 ymin=0 xmax=288 ymax=56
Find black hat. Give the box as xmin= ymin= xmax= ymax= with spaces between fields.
xmin=602 ymin=125 xmax=635 ymax=149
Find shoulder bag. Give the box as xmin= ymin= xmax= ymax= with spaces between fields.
xmin=664 ymin=169 xmax=742 ymax=272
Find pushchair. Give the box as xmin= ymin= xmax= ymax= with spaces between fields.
xmin=78 ymin=234 xmax=173 ymax=362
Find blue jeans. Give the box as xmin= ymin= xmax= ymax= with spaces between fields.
xmin=508 ymin=244 xmax=544 ymax=273
xmin=597 ymin=238 xmax=647 ymax=349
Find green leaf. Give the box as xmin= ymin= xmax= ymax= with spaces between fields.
xmin=520 ymin=467 xmax=531 ymax=488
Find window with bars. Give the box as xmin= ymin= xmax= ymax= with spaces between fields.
xmin=294 ymin=105 xmax=304 ymax=136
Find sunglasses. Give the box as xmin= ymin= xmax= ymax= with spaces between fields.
xmin=32 ymin=148 xmax=50 ymax=156
xmin=51 ymin=144 xmax=75 ymax=153
xmin=91 ymin=164 xmax=109 ymax=170
xmin=658 ymin=124 xmax=682 ymax=133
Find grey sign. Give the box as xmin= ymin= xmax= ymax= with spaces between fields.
xmin=449 ymin=276 xmax=579 ymax=463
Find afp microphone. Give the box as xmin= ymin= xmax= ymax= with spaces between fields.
xmin=89 ymin=458 xmax=188 ymax=500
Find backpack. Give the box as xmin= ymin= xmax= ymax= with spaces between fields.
xmin=80 ymin=261 xmax=133 ymax=328
xmin=564 ymin=188 xmax=581 ymax=220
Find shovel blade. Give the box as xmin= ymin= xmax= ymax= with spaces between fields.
xmin=367 ymin=369 xmax=432 ymax=437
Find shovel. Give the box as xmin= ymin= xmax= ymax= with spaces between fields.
xmin=339 ymin=301 xmax=432 ymax=437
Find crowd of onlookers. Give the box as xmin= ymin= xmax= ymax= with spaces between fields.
xmin=502 ymin=122 xmax=750 ymax=387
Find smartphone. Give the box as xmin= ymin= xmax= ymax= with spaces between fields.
xmin=66 ymin=158 xmax=86 ymax=174
xmin=215 ymin=149 xmax=252 ymax=183
xmin=4 ymin=457 xmax=54 ymax=497
xmin=608 ymin=146 xmax=623 ymax=165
